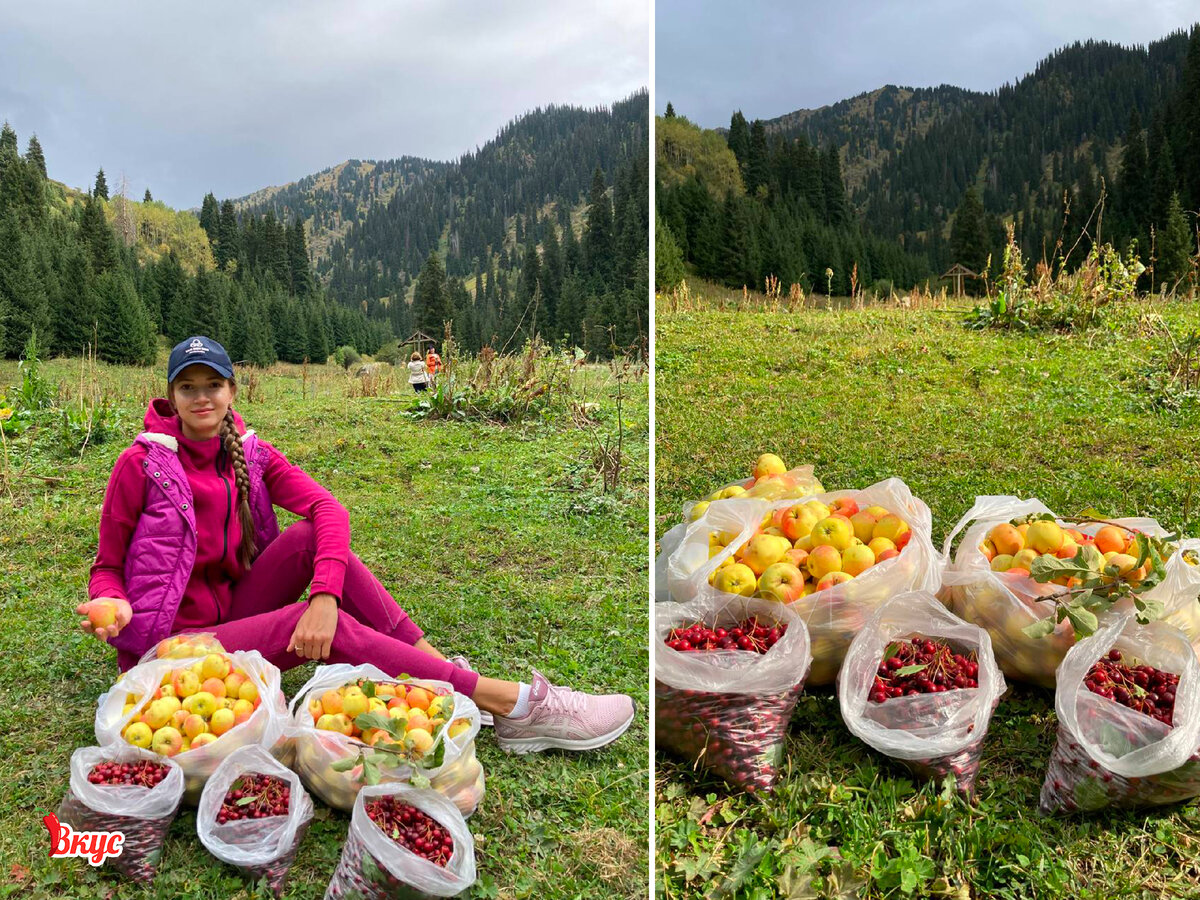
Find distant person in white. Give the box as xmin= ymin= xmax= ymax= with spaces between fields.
xmin=408 ymin=352 xmax=430 ymax=392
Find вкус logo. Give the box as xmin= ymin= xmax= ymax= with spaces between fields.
xmin=43 ymin=811 xmax=125 ymax=865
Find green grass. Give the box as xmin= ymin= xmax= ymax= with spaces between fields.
xmin=655 ymin=287 xmax=1200 ymax=899
xmin=0 ymin=358 xmax=649 ymax=899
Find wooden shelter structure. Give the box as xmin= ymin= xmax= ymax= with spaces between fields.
xmin=402 ymin=331 xmax=439 ymax=355
xmin=941 ymin=263 xmax=979 ymax=297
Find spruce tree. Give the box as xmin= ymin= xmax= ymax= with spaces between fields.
xmin=217 ymin=200 xmax=239 ymax=271
xmin=582 ymin=167 xmax=614 ymax=282
xmin=1176 ymin=26 xmax=1200 ymax=211
xmin=727 ymin=111 xmax=750 ymax=174
xmin=540 ymin=222 xmax=562 ymax=336
xmin=1117 ymin=108 xmax=1150 ymax=247
xmin=0 ymin=122 xmax=16 ymax=158
xmin=93 ymin=167 xmax=109 ymax=200
xmin=143 ymin=188 xmax=153 ymax=203
xmin=199 ymin=193 xmax=219 ymax=246
xmin=52 ymin=244 xmax=97 ymax=355
xmin=25 ymin=134 xmax=46 ymax=179
xmin=411 ymin=251 xmax=448 ymax=337
xmin=1157 ymin=192 xmax=1194 ymax=288
xmin=655 ymin=215 xmax=686 ymax=290
xmin=0 ymin=208 xmax=50 ymax=357
xmin=746 ymin=120 xmax=768 ymax=196
xmin=80 ymin=193 xmax=119 ymax=275
xmin=287 ymin=219 xmax=313 ymax=295
xmin=950 ymin=187 xmax=989 ymax=282
xmin=96 ymin=271 xmax=156 ymax=365
xmin=665 ymin=102 xmax=676 ymax=118
xmin=821 ymin=145 xmax=848 ymax=227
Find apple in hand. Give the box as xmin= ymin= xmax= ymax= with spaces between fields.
xmin=713 ymin=563 xmax=758 ymax=597
xmin=811 ymin=516 xmax=854 ymax=552
xmin=77 ymin=598 xmax=131 ymax=640
xmin=757 ymin=563 xmax=807 ymax=603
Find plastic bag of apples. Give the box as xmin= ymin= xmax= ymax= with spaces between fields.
xmin=287 ymin=664 xmax=483 ymax=816
xmin=681 ymin=454 xmax=825 ymax=519
xmin=95 ymin=645 xmax=289 ymax=803
xmin=325 ymin=782 xmax=476 ymax=899
xmin=941 ymin=496 xmax=1200 ymax=687
xmin=55 ymin=744 xmax=185 ymax=882
xmin=1040 ymin=615 xmax=1200 ymax=814
xmin=197 ymin=744 xmax=314 ymax=895
xmin=659 ymin=478 xmax=941 ymax=684
xmin=838 ymin=592 xmax=1006 ymax=794
xmin=655 ymin=595 xmax=811 ymax=793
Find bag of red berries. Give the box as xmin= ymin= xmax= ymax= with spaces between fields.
xmin=56 ymin=744 xmax=185 ymax=882
xmin=197 ymin=743 xmax=314 ymax=895
xmin=837 ymin=591 xmax=1006 ymax=794
xmin=325 ymin=782 xmax=476 ymax=899
xmin=655 ymin=595 xmax=812 ymax=793
xmin=1040 ymin=614 xmax=1200 ymax=814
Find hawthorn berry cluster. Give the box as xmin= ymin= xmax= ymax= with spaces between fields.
xmin=217 ymin=774 xmax=291 ymax=823
xmin=87 ymin=761 xmax=170 ymax=787
xmin=664 ymin=616 xmax=787 ymax=653
xmin=365 ymin=796 xmax=454 ymax=867
xmin=870 ymin=637 xmax=979 ymax=703
xmin=1085 ymin=649 xmax=1179 ymax=725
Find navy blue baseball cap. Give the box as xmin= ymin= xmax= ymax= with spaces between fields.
xmin=167 ymin=336 xmax=235 ymax=383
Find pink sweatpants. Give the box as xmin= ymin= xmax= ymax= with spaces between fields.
xmin=179 ymin=521 xmax=479 ymax=696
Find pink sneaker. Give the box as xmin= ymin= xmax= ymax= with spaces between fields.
xmin=494 ymin=670 xmax=635 ymax=754
xmin=448 ymin=655 xmax=493 ymax=726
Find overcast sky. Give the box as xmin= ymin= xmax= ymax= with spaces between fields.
xmin=658 ymin=0 xmax=1199 ymax=128
xmin=0 ymin=1 xmax=648 ymax=208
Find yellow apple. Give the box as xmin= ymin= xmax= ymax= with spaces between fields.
xmin=405 ymin=728 xmax=434 ymax=754
xmin=754 ymin=453 xmax=788 ymax=478
xmin=850 ymin=510 xmax=883 ymax=543
xmin=757 ymin=562 xmax=807 ymax=603
xmin=172 ymin=669 xmax=201 ymax=698
xmin=806 ymin=544 xmax=842 ymax=579
xmin=210 ymin=707 xmax=236 ymax=736
xmin=1011 ymin=548 xmax=1039 ymax=571
xmin=182 ymin=714 xmax=208 ymax=739
xmin=342 ymin=691 xmax=370 ymax=721
xmin=812 ymin=516 xmax=854 ymax=552
xmin=990 ymin=554 xmax=1015 ymax=572
xmin=447 ymin=718 xmax=471 ymax=740
xmin=1026 ymin=520 xmax=1065 ymax=554
xmin=190 ymin=732 xmax=218 ymax=749
xmin=803 ymin=500 xmax=831 ymax=521
xmin=713 ymin=562 xmax=758 ymax=597
xmin=873 ymin=515 xmax=910 ymax=544
xmin=151 ymin=726 xmax=183 ymax=757
xmin=200 ymin=654 xmax=228 ymax=681
xmin=182 ymin=691 xmax=218 ymax=719
xmin=124 ymin=721 xmax=153 ymax=748
xmin=841 ymin=543 xmax=876 ymax=577
xmin=779 ymin=504 xmax=820 ymax=542
xmin=316 ymin=713 xmax=342 ymax=731
xmin=816 ymin=571 xmax=854 ymax=591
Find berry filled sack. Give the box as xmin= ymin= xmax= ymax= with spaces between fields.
xmin=838 ymin=592 xmax=1006 ymax=794
xmin=324 ymin=783 xmax=476 ymax=899
xmin=197 ymin=744 xmax=314 ymax=896
xmin=55 ymin=745 xmax=185 ymax=883
xmin=1040 ymin=615 xmax=1200 ymax=814
xmin=655 ymin=595 xmax=811 ymax=793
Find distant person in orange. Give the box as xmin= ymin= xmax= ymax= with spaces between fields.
xmin=425 ymin=346 xmax=442 ymax=385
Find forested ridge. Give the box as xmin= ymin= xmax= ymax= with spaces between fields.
xmin=657 ymin=27 xmax=1200 ymax=294
xmin=235 ymin=91 xmax=650 ymax=356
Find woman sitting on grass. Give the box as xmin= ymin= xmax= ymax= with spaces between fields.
xmin=77 ymin=336 xmax=634 ymax=754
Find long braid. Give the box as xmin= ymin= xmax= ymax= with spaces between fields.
xmin=220 ymin=408 xmax=258 ymax=570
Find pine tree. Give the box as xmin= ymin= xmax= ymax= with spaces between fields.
xmin=540 ymin=222 xmax=562 ymax=337
xmin=0 ymin=122 xmax=16 ymax=157
xmin=746 ymin=120 xmax=768 ymax=196
xmin=52 ymin=244 xmax=97 ymax=355
xmin=665 ymin=102 xmax=676 ymax=118
xmin=1117 ymin=108 xmax=1150 ymax=247
xmin=96 ymin=271 xmax=156 ymax=365
xmin=199 ymin=193 xmax=219 ymax=246
xmin=79 ymin=193 xmax=119 ymax=275
xmin=25 ymin=134 xmax=46 ymax=179
xmin=517 ymin=238 xmax=541 ymax=339
xmin=582 ymin=167 xmax=614 ymax=282
xmin=93 ymin=167 xmax=109 ymax=200
xmin=287 ymin=219 xmax=313 ymax=295
xmin=821 ymin=145 xmax=848 ymax=227
xmin=950 ymin=187 xmax=989 ymax=282
xmin=1176 ymin=26 xmax=1200 ymax=211
xmin=655 ymin=215 xmax=686 ymax=290
xmin=143 ymin=188 xmax=153 ymax=203
xmin=217 ymin=200 xmax=239 ymax=271
xmin=0 ymin=209 xmax=50 ymax=356
xmin=1157 ymin=192 xmax=1194 ymax=288
xmin=411 ymin=251 xmax=448 ymax=337
xmin=727 ymin=111 xmax=750 ymax=174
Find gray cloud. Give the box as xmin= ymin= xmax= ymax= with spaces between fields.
xmin=0 ymin=0 xmax=648 ymax=207
xmin=657 ymin=0 xmax=1197 ymax=128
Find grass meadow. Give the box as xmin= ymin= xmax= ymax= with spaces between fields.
xmin=0 ymin=354 xmax=649 ymax=899
xmin=654 ymin=281 xmax=1200 ymax=899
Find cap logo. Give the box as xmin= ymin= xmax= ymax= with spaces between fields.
xmin=185 ymin=339 xmax=207 ymax=355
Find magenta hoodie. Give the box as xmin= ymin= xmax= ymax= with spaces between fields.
xmin=89 ymin=399 xmax=351 ymax=636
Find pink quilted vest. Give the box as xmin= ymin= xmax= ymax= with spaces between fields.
xmin=111 ymin=430 xmax=280 ymax=669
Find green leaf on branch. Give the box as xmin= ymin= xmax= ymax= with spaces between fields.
xmin=361 ymin=680 xmax=376 ymax=699
xmin=330 ymin=756 xmax=360 ymax=773
xmin=1022 ymin=617 xmax=1057 ymax=639
xmin=1064 ymin=603 xmax=1099 ymax=636
xmin=893 ymin=663 xmax=928 ymax=677
xmin=355 ymin=711 xmax=401 ymax=738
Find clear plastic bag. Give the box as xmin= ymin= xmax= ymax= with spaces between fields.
xmin=655 ymin=595 xmax=811 ymax=792
xmin=56 ymin=744 xmax=184 ymax=882
xmin=659 ymin=478 xmax=941 ymax=684
xmin=96 ymin=649 xmax=289 ymax=803
xmin=837 ymin=592 xmax=1006 ymax=794
xmin=287 ymin=664 xmax=483 ymax=816
xmin=1040 ymin=615 xmax=1200 ymax=814
xmin=136 ymin=631 xmax=227 ymax=667
xmin=197 ymin=744 xmax=314 ymax=895
xmin=324 ymin=783 xmax=476 ymax=899
xmin=681 ymin=464 xmax=824 ymax=519
xmin=942 ymin=496 xmax=1200 ymax=687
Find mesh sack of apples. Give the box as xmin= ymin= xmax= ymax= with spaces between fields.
xmin=288 ymin=664 xmax=483 ymax=816
xmin=95 ymin=644 xmax=288 ymax=803
xmin=661 ymin=478 xmax=940 ymax=685
xmin=55 ymin=744 xmax=185 ymax=882
xmin=324 ymin=782 xmax=476 ymax=899
xmin=1040 ymin=615 xmax=1200 ymax=814
xmin=837 ymin=592 xmax=1006 ymax=794
xmin=197 ymin=743 xmax=314 ymax=895
xmin=942 ymin=496 xmax=1200 ymax=688
xmin=655 ymin=595 xmax=812 ymax=793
